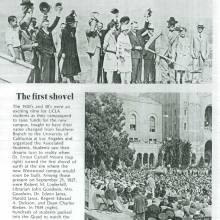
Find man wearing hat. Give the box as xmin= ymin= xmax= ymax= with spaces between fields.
xmin=107 ymin=8 xmax=120 ymax=32
xmin=133 ymin=187 xmax=146 ymax=220
xmin=155 ymin=17 xmax=179 ymax=83
xmin=191 ymin=23 xmax=208 ymax=81
xmin=128 ymin=20 xmax=144 ymax=83
xmin=20 ymin=0 xmax=34 ymax=13
xmin=142 ymin=23 xmax=156 ymax=84
xmin=147 ymin=174 xmax=156 ymax=198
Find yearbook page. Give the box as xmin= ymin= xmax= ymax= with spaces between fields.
xmin=0 ymin=0 xmax=219 ymax=219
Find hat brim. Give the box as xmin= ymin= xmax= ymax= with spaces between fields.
xmin=167 ymin=20 xmax=178 ymax=25
xmin=111 ymin=10 xmax=119 ymax=14
xmin=67 ymin=21 xmax=78 ymax=24
xmin=20 ymin=2 xmax=33 ymax=6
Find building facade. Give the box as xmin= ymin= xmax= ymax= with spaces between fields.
xmin=118 ymin=93 xmax=212 ymax=167
xmin=178 ymin=93 xmax=212 ymax=165
xmin=118 ymin=94 xmax=163 ymax=168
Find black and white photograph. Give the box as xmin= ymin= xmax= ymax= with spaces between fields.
xmin=0 ymin=0 xmax=212 ymax=83
xmin=0 ymin=0 xmax=219 ymax=218
xmin=85 ymin=93 xmax=212 ymax=220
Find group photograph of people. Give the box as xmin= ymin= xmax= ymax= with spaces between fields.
xmin=85 ymin=92 xmax=212 ymax=220
xmin=0 ymin=0 xmax=212 ymax=83
xmin=85 ymin=167 xmax=211 ymax=220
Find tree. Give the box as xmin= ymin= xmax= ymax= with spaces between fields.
xmin=160 ymin=137 xmax=192 ymax=168
xmin=157 ymin=150 xmax=163 ymax=167
xmin=163 ymin=138 xmax=181 ymax=168
xmin=85 ymin=93 xmax=134 ymax=169
xmin=181 ymin=141 xmax=191 ymax=167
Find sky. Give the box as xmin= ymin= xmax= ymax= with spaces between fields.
xmin=0 ymin=0 xmax=213 ymax=53
xmin=0 ymin=0 xmax=212 ymax=23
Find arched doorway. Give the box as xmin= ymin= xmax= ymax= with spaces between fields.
xmin=204 ymin=106 xmax=212 ymax=128
xmin=137 ymin=153 xmax=142 ymax=166
xmin=204 ymin=140 xmax=212 ymax=165
xmin=149 ymin=153 xmax=155 ymax=167
xmin=143 ymin=153 xmax=148 ymax=166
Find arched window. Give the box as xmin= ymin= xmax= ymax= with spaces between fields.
xmin=184 ymin=122 xmax=187 ymax=130
xmin=149 ymin=116 xmax=156 ymax=132
xmin=149 ymin=153 xmax=155 ymax=167
xmin=204 ymin=140 xmax=212 ymax=165
xmin=143 ymin=154 xmax=148 ymax=165
xmin=205 ymin=106 xmax=212 ymax=128
xmin=130 ymin=114 xmax=136 ymax=131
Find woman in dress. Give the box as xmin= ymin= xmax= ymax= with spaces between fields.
xmin=117 ymin=24 xmax=132 ymax=84
xmin=60 ymin=13 xmax=81 ymax=83
xmin=36 ymin=6 xmax=62 ymax=83
xmin=103 ymin=21 xmax=117 ymax=83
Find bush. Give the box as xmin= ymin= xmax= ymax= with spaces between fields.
xmin=161 ymin=137 xmax=191 ymax=168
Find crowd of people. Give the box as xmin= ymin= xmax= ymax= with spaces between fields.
xmin=5 ymin=0 xmax=81 ymax=83
xmin=86 ymin=9 xmax=210 ymax=84
xmin=85 ymin=166 xmax=212 ymax=220
xmin=5 ymin=0 xmax=210 ymax=83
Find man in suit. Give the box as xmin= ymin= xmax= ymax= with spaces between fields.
xmin=142 ymin=23 xmax=156 ymax=83
xmin=155 ymin=17 xmax=179 ymax=83
xmin=133 ymin=187 xmax=146 ymax=220
xmin=128 ymin=20 xmax=143 ymax=83
xmin=175 ymin=26 xmax=191 ymax=83
xmin=86 ymin=12 xmax=101 ymax=83
xmin=191 ymin=23 xmax=208 ymax=82
xmin=97 ymin=22 xmax=107 ymax=83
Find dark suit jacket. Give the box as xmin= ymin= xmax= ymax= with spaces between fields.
xmin=138 ymin=21 xmax=156 ymax=60
xmin=134 ymin=194 xmax=146 ymax=214
xmin=128 ymin=31 xmax=143 ymax=59
xmin=143 ymin=35 xmax=156 ymax=60
xmin=140 ymin=21 xmax=150 ymax=41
